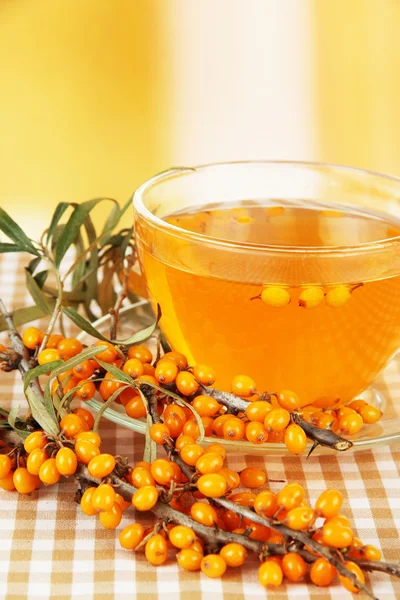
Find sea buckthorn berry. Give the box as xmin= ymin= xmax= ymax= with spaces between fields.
xmin=45 ymin=333 xmax=64 ymax=349
xmin=360 ymin=404 xmax=382 ymax=424
xmin=254 ymin=490 xmax=278 ymax=517
xmin=99 ymin=502 xmax=122 ymax=529
xmin=145 ymin=534 xmax=168 ymax=566
xmin=222 ymin=509 xmax=241 ymax=531
xmin=327 ymin=514 xmax=351 ymax=528
xmin=310 ymin=557 xmax=337 ymax=587
xmin=125 ymin=395 xmax=147 ymax=419
xmin=13 ymin=467 xmax=40 ymax=494
xmin=362 ymin=544 xmax=382 ymax=561
xmin=264 ymin=408 xmax=290 ymax=433
xmin=177 ymin=548 xmax=203 ymax=571
xmin=277 ymin=390 xmax=301 ymax=411
xmin=197 ymin=473 xmax=227 ymax=498
xmin=268 ymin=430 xmax=285 ymax=443
xmin=94 ymin=341 xmax=118 ymax=363
xmin=88 ymin=454 xmax=116 ymax=478
xmin=119 ymin=523 xmax=145 ymax=550
xmin=348 ymin=399 xmax=367 ymax=413
xmin=57 ymin=337 xmax=83 ymax=359
xmin=0 ymin=472 xmax=16 ymax=491
xmin=338 ymin=561 xmax=365 ymax=593
xmin=338 ymin=411 xmax=363 ymax=435
xmin=0 ymin=454 xmax=12 ymax=479
xmin=180 ymin=444 xmax=204 ymax=466
xmin=176 ymin=371 xmax=199 ymax=396
xmin=75 ymin=380 xmax=96 ymax=401
xmin=316 ymin=412 xmax=338 ymax=431
xmin=231 ymin=374 xmax=256 ymax=397
xmin=136 ymin=375 xmax=158 ymax=388
xmin=229 ymin=491 xmax=256 ymax=506
xmin=325 ymin=285 xmax=351 ymax=308
xmin=73 ymin=359 xmax=95 ymax=380
xmin=150 ymin=423 xmax=171 ymax=444
xmin=315 ymin=489 xmax=343 ymax=518
xmin=258 ymin=559 xmax=283 ymax=588
xmin=322 ymin=520 xmax=353 ymax=548
xmin=38 ymin=348 xmax=60 ymax=365
xmin=75 ymin=430 xmax=101 ymax=447
xmin=212 ymin=414 xmax=232 ymax=436
xmin=277 ymin=483 xmax=305 ymax=510
xmin=60 ymin=414 xmax=84 ymax=438
xmin=55 ymin=447 xmax=77 ymax=476
xmin=245 ymin=421 xmax=269 ymax=444
xmin=195 ymin=452 xmax=224 ymax=475
xmin=80 ymin=487 xmax=98 ymax=516
xmin=281 ymin=552 xmax=307 ymax=582
xmin=128 ymin=345 xmax=153 ymax=364
xmin=162 ymin=351 xmax=187 ymax=369
xmin=115 ymin=493 xmax=131 ymax=511
xmin=99 ymin=374 xmax=124 ymax=401
xmin=246 ymin=522 xmax=271 ymax=542
xmin=24 ymin=431 xmax=47 ymax=454
xmin=164 ymin=403 xmax=187 ymax=422
xmin=220 ymin=543 xmax=247 ymax=567
xmin=91 ymin=482 xmax=116 ymax=512
xmin=169 ymin=525 xmax=196 ymax=549
xmin=190 ymin=501 xmax=218 ymax=526
xmin=216 ymin=468 xmax=239 ymax=491
xmin=191 ymin=395 xmax=221 ymax=417
xmin=155 ymin=359 xmax=178 ymax=384
xmin=22 ymin=327 xmax=42 ymax=350
xmin=245 ymin=400 xmax=273 ymax=422
xmin=39 ymin=458 xmax=60 ymax=485
xmin=261 ymin=286 xmax=290 ymax=309
xmin=193 ymin=364 xmax=216 ymax=386
xmin=298 ymin=286 xmax=324 ymax=309
xmin=284 ymin=423 xmax=307 ymax=455
xmin=201 ymin=554 xmax=226 ymax=578
xmin=164 ymin=415 xmax=184 ymax=438
xmin=222 ymin=417 xmax=245 ymax=441
xmin=150 ymin=458 xmax=175 ymax=486
xmin=175 ymin=434 xmax=195 ymax=451
xmin=131 ymin=467 xmax=155 ymax=488
xmin=75 ymin=440 xmax=100 ymax=464
xmin=74 ymin=406 xmax=95 ymax=427
xmin=286 ymin=506 xmax=315 ymax=530
xmin=204 ymin=443 xmax=226 ymax=459
xmin=141 ymin=363 xmax=155 ymax=376
xmin=239 ymin=467 xmax=267 ymax=489
xmin=122 ymin=358 xmax=144 ymax=379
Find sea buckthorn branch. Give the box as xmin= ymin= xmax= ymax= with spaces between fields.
xmin=199 ymin=385 xmax=249 ymax=414
xmin=291 ymin=412 xmax=353 ymax=453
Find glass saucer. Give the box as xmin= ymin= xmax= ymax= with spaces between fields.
xmin=78 ymin=301 xmax=400 ymax=456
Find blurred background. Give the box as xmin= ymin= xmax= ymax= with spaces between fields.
xmin=1 ymin=0 xmax=400 ymax=235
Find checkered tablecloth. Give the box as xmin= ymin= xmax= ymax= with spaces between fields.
xmin=0 ymin=254 xmax=399 ymax=600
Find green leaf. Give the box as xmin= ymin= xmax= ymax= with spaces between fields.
xmin=0 ymin=243 xmax=26 ymax=253
xmin=25 ymin=386 xmax=59 ymax=436
xmin=100 ymin=202 xmax=121 ymax=247
xmin=82 ymin=214 xmax=99 ymax=305
xmin=55 ymin=198 xmax=117 ymax=267
xmin=71 ymin=230 xmax=86 ymax=289
xmin=24 ymin=360 xmax=63 ymax=391
xmin=62 ymin=307 xmax=110 ymax=341
xmin=27 ymin=256 xmax=42 ymax=274
xmin=7 ymin=405 xmax=30 ymax=439
xmin=0 ymin=207 xmax=39 ymax=255
xmin=0 ymin=305 xmax=53 ymax=333
xmin=96 ymin=359 xmax=135 ymax=386
xmin=34 ymin=270 xmax=49 ymax=289
xmin=25 ymin=269 xmax=51 ymax=315
xmin=48 ymin=345 xmax=108 ymax=379
xmin=92 ymin=384 xmax=131 ymax=432
xmin=112 ymin=304 xmax=161 ymax=345
xmin=46 ymin=202 xmax=71 ymax=244
xmin=43 ymin=381 xmax=59 ymax=425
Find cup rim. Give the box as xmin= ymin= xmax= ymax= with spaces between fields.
xmin=133 ymin=160 xmax=400 ymax=255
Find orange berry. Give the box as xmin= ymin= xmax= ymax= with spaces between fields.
xmin=60 ymin=413 xmax=84 ymax=438
xmin=145 ymin=533 xmax=168 ymax=566
xmin=75 ymin=440 xmax=100 ymax=464
xmin=73 ymin=407 xmax=95 ymax=430
xmin=217 ymin=467 xmax=240 ymax=491
xmin=190 ymin=501 xmax=218 ymax=527
xmin=219 ymin=543 xmax=247 ymax=567
xmin=254 ymin=490 xmax=278 ymax=517
xmin=175 ymin=434 xmax=195 ymax=451
xmin=239 ymin=467 xmax=267 ymax=489
xmin=169 ymin=525 xmax=196 ymax=549
xmin=245 ymin=421 xmax=269 ymax=444
xmin=13 ymin=467 xmax=40 ymax=494
xmin=72 ymin=359 xmax=95 ymax=380
xmin=115 ymin=493 xmax=130 ymax=511
xmin=204 ymin=443 xmax=226 ymax=459
xmin=122 ymin=358 xmax=145 ymax=378
xmin=195 ymin=452 xmax=224 ymax=475
xmin=176 ymin=371 xmax=199 ymax=396
xmin=286 ymin=506 xmax=315 ymax=530
xmin=281 ymin=552 xmax=307 ymax=582
xmin=0 ymin=471 xmax=16 ymax=491
xmin=22 ymin=327 xmax=42 ymax=350
xmin=99 ymin=374 xmax=124 ymax=401
xmin=246 ymin=521 xmax=271 ymax=542
xmin=131 ymin=466 xmax=155 ymax=488
xmin=201 ymin=554 xmax=226 ymax=578
xmin=57 ymin=337 xmax=83 ymax=359
xmin=55 ymin=447 xmax=77 ymax=476
xmin=180 ymin=443 xmax=205 ymax=466
xmin=125 ymin=395 xmax=147 ymax=419
xmin=258 ymin=560 xmax=283 ymax=588
xmin=99 ymin=502 xmax=122 ymax=529
xmin=39 ymin=458 xmax=60 ymax=485
xmin=150 ymin=458 xmax=175 ymax=486
xmin=222 ymin=510 xmax=241 ymax=531
xmin=155 ymin=359 xmax=179 ymax=384
xmin=264 ymin=408 xmax=290 ymax=432
xmin=360 ymin=404 xmax=382 ymax=425
xmin=128 ymin=345 xmax=153 ymax=364
xmin=277 ymin=483 xmax=305 ymax=510
xmin=322 ymin=520 xmax=353 ymax=548
xmin=162 ymin=351 xmax=187 ymax=369
xmin=192 ymin=364 xmax=216 ymax=386
xmin=177 ymin=548 xmax=203 ymax=571
xmin=212 ymin=414 xmax=232 ymax=436
xmin=245 ymin=401 xmax=273 ymax=422
xmin=338 ymin=561 xmax=365 ymax=593
xmin=80 ymin=487 xmax=98 ymax=516
xmin=347 ymin=399 xmax=368 ymax=413
xmin=197 ymin=473 xmax=227 ymax=498
xmin=45 ymin=333 xmax=64 ymax=349
xmin=191 ymin=395 xmax=221 ymax=417
xmin=119 ymin=523 xmax=145 ymax=549
xmin=328 ymin=514 xmax=351 ymax=528
xmin=268 ymin=532 xmax=285 ymax=544
xmin=92 ymin=483 xmax=116 ymax=511
xmin=222 ymin=417 xmax=245 ymax=441
xmin=88 ymin=454 xmax=116 ymax=478
xmin=149 ymin=423 xmax=170 ymax=444
xmin=315 ymin=489 xmax=343 ymax=518
xmin=164 ymin=415 xmax=184 ymax=438
xmin=268 ymin=430 xmax=285 ymax=443
xmin=231 ymin=374 xmax=256 ymax=397
xmin=229 ymin=491 xmax=257 ymax=506
xmin=164 ymin=403 xmax=187 ymax=421
xmin=75 ymin=380 xmax=96 ymax=401
xmin=338 ymin=411 xmax=364 ymax=435
xmin=93 ymin=341 xmax=118 ymax=363
xmin=38 ymin=348 xmax=60 ymax=366
xmin=0 ymin=454 xmax=13 ymax=479
xmin=24 ymin=431 xmax=47 ymax=454
xmin=284 ymin=423 xmax=307 ymax=455
xmin=277 ymin=390 xmax=301 ymax=411
xmin=310 ymin=557 xmax=337 ymax=586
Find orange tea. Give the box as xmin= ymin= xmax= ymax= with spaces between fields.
xmin=137 ymin=202 xmax=400 ymax=405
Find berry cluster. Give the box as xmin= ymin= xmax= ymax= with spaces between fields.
xmin=255 ymin=283 xmax=361 ymax=309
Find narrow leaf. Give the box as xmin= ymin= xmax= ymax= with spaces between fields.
xmin=25 ymin=386 xmax=59 ymax=436
xmin=82 ymin=214 xmax=99 ymax=305
xmin=43 ymin=381 xmax=60 ymax=424
xmin=25 ymin=269 xmax=51 ymax=315
xmin=100 ymin=202 xmax=121 ymax=246
xmin=0 ymin=243 xmax=26 ymax=253
xmin=0 ymin=207 xmax=39 ymax=255
xmin=0 ymin=305 xmax=53 ymax=333
xmin=34 ymin=270 xmax=49 ymax=289
xmin=112 ymin=304 xmax=161 ymax=346
xmin=62 ymin=307 xmax=110 ymax=341
xmin=96 ymin=359 xmax=135 ymax=386
xmin=48 ymin=345 xmax=108 ymax=380
xmin=27 ymin=256 xmax=42 ymax=274
xmin=24 ymin=360 xmax=63 ymax=391
xmin=7 ymin=405 xmax=30 ymax=439
xmin=46 ymin=202 xmax=71 ymax=243
xmin=92 ymin=385 xmax=131 ymax=432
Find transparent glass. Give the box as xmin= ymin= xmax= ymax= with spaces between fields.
xmin=133 ymin=161 xmax=400 ymax=405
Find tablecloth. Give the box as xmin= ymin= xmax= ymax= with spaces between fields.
xmin=0 ymin=254 xmax=399 ymax=600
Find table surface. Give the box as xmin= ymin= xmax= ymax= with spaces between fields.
xmin=1 ymin=254 xmax=400 ymax=600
